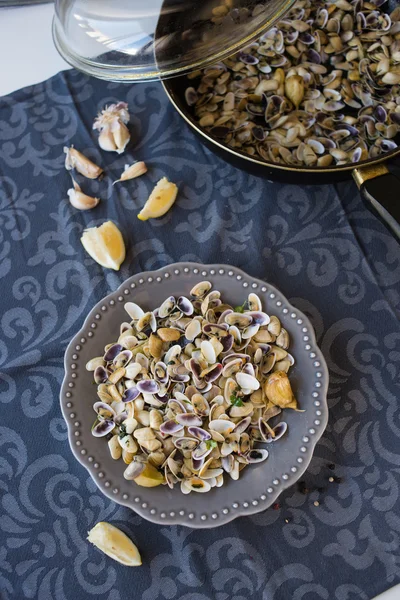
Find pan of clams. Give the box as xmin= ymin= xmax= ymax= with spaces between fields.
xmin=163 ymin=0 xmax=400 ymax=239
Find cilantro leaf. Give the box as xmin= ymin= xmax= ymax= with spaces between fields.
xmin=206 ymin=440 xmax=217 ymax=450
xmin=230 ymin=394 xmax=244 ymax=407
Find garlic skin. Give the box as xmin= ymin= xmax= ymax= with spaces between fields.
xmin=64 ymin=146 xmax=103 ymax=179
xmin=113 ymin=161 xmax=147 ymax=184
xmin=67 ymin=179 xmax=99 ymax=210
xmin=93 ymin=102 xmax=130 ymax=154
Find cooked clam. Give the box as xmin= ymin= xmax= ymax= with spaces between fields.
xmin=187 ymin=0 xmax=400 ymax=166
xmin=89 ymin=282 xmax=298 ymax=493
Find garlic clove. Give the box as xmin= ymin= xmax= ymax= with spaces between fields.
xmin=284 ymin=75 xmax=305 ymax=109
xmin=93 ymin=102 xmax=131 ymax=154
xmin=111 ymin=119 xmax=130 ymax=154
xmin=98 ymin=128 xmax=118 ymax=152
xmin=113 ymin=161 xmax=147 ymax=185
xmin=67 ymin=180 xmax=99 ymax=210
xmin=64 ymin=146 xmax=103 ymax=179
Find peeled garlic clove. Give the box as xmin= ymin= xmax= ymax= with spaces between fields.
xmin=67 ymin=181 xmax=99 ymax=210
xmin=64 ymin=146 xmax=103 ymax=179
xmin=114 ymin=161 xmax=147 ymax=185
xmin=284 ymin=75 xmax=304 ymax=109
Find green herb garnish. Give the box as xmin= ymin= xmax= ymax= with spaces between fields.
xmin=91 ymin=417 xmax=99 ymax=431
xmin=119 ymin=423 xmax=127 ymax=439
xmin=234 ymin=301 xmax=247 ymax=313
xmin=230 ymin=394 xmax=244 ymax=407
xmin=206 ymin=439 xmax=217 ymax=450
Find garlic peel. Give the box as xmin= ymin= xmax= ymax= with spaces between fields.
xmin=64 ymin=146 xmax=103 ymax=179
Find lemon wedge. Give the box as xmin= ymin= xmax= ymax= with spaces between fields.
xmin=137 ymin=177 xmax=178 ymax=221
xmin=81 ymin=221 xmax=125 ymax=270
xmin=87 ymin=522 xmax=142 ymax=566
xmin=134 ymin=463 xmax=164 ymax=487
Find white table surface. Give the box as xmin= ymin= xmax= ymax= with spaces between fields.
xmin=0 ymin=3 xmax=68 ymax=97
xmin=0 ymin=5 xmax=399 ymax=599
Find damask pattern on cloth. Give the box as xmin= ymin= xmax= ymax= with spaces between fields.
xmin=1 ymin=70 xmax=400 ymax=600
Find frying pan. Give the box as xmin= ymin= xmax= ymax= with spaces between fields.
xmin=162 ymin=0 xmax=400 ymax=239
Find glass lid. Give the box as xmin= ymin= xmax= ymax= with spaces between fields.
xmin=53 ymin=0 xmax=296 ymax=82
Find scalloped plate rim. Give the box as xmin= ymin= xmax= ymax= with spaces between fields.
xmin=60 ymin=262 xmax=329 ymax=528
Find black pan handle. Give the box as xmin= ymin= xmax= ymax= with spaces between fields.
xmin=353 ymin=164 xmax=400 ymax=239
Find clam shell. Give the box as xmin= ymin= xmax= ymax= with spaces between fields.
xmin=124 ymin=302 xmax=144 ymax=320
xmin=92 ymin=419 xmax=114 ymax=437
xmin=248 ymin=449 xmax=269 ymax=463
xmin=137 ymin=311 xmax=157 ymax=333
xmin=225 ymin=312 xmax=253 ymax=328
xmin=137 ymin=379 xmax=160 ymax=395
xmin=246 ymin=311 xmax=270 ymax=326
xmin=221 ymin=454 xmax=234 ymax=473
xmin=187 ymin=426 xmax=211 ymax=441
xmin=224 ymin=377 xmax=238 ymax=403
xmin=158 ymin=296 xmax=176 ymax=318
xmin=200 ymin=340 xmax=216 ymax=364
xmin=160 ymin=420 xmax=184 ymax=435
xmin=234 ymin=416 xmax=252 ymax=434
xmin=229 ymin=402 xmax=254 ymax=418
xmin=187 ymin=477 xmax=211 ymax=493
xmin=86 ymin=357 xmax=105 ymax=371
xmin=123 ymin=461 xmax=145 ymax=480
xmin=185 ymin=319 xmax=202 ymax=341
xmin=173 ymin=437 xmax=199 ymax=451
xmin=122 ymin=387 xmax=140 ymax=403
xmin=209 ymin=419 xmax=235 ymax=435
xmin=177 ymin=296 xmax=194 ymax=316
xmin=236 ymin=372 xmax=260 ymax=391
xmin=242 ymin=324 xmax=260 ymax=339
xmin=190 ymin=280 xmax=212 ymax=298
xmin=94 ymin=366 xmax=108 ymax=384
xmin=192 ymin=441 xmax=213 ymax=460
xmin=222 ymin=358 xmax=243 ymax=378
xmin=191 ymin=393 xmax=210 ymax=416
xmin=93 ymin=402 xmax=116 ymax=418
xmin=103 ymin=344 xmax=123 ymax=363
xmin=176 ymin=413 xmax=203 ymax=426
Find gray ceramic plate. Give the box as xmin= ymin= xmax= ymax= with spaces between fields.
xmin=60 ymin=262 xmax=329 ymax=528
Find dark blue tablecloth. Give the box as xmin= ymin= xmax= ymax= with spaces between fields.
xmin=1 ymin=69 xmax=400 ymax=600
